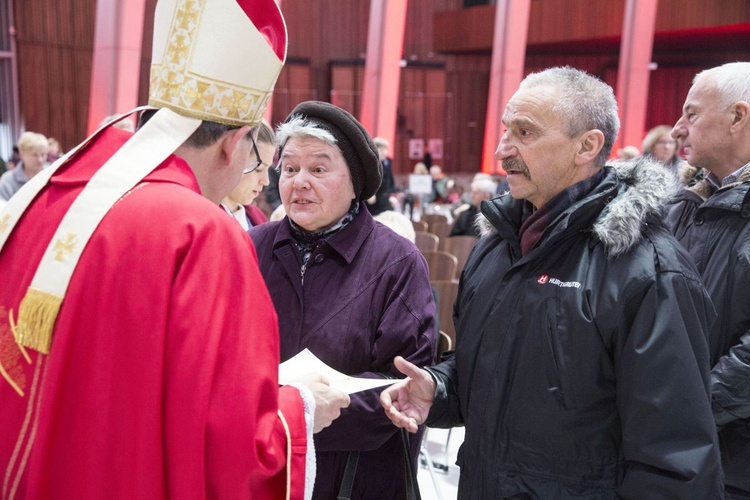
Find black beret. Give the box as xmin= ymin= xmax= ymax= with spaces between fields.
xmin=286 ymin=101 xmax=382 ymax=201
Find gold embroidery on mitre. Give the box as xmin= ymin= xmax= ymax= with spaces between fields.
xmin=183 ymin=80 xmax=216 ymax=113
xmin=0 ymin=213 xmax=10 ymax=234
xmin=53 ymin=233 xmax=78 ymax=262
xmin=170 ymin=34 xmax=191 ymax=65
xmin=147 ymin=0 xmax=279 ymax=127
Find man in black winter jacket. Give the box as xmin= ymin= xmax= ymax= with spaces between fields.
xmin=666 ymin=61 xmax=750 ymax=500
xmin=381 ymin=66 xmax=724 ymax=499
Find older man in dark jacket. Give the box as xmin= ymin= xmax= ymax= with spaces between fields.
xmin=666 ymin=62 xmax=750 ymax=499
xmin=382 ymin=66 xmax=723 ymax=498
xmin=250 ymin=101 xmax=437 ymax=500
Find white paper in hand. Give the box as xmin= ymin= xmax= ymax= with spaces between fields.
xmin=279 ymin=349 xmax=399 ymax=395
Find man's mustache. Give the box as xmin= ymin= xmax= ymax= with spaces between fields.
xmin=502 ymin=157 xmax=531 ymax=179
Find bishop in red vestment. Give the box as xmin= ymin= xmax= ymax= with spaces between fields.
xmin=0 ymin=125 xmax=309 ymax=499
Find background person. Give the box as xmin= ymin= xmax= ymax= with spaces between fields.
xmin=381 ymin=66 xmax=722 ymax=499
xmin=429 ymin=164 xmax=454 ymax=204
xmin=0 ymin=131 xmax=49 ymax=201
xmin=365 ymin=136 xmax=396 ymax=216
xmin=46 ymin=137 xmax=62 ymax=163
xmin=250 ymin=101 xmax=437 ymax=500
xmin=666 ymin=61 xmax=750 ymax=499
xmin=640 ymin=124 xmax=686 ymax=187
xmin=222 ymin=120 xmax=276 ymax=229
xmin=449 ymin=176 xmax=497 ymax=237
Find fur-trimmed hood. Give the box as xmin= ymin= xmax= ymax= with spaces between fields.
xmin=477 ymin=156 xmax=678 ymax=257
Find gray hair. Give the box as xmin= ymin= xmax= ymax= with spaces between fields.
xmin=694 ymin=62 xmax=750 ymax=111
xmin=519 ymin=66 xmax=620 ymax=168
xmin=471 ymin=178 xmax=497 ymax=195
xmin=275 ymin=114 xmax=337 ymax=149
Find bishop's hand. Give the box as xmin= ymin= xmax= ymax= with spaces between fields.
xmin=295 ymin=373 xmax=351 ymax=433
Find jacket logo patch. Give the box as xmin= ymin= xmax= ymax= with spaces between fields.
xmin=538 ymin=274 xmax=581 ymax=289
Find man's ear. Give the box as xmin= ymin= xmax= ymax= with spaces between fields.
xmin=220 ymin=125 xmax=252 ymax=166
xmin=575 ymin=129 xmax=605 ymax=166
xmin=730 ymin=101 xmax=750 ymax=131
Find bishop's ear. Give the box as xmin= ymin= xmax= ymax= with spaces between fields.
xmin=220 ymin=125 xmax=252 ymax=166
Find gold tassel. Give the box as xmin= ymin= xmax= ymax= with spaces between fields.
xmin=14 ymin=287 xmax=62 ymax=355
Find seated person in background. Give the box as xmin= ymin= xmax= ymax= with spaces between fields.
xmin=7 ymin=146 xmax=20 ymax=170
xmin=221 ymin=120 xmax=276 ymax=230
xmin=47 ymin=137 xmax=62 ymax=163
xmin=430 ymin=165 xmax=454 ymax=203
xmin=450 ymin=177 xmax=497 ymax=237
xmin=373 ymin=210 xmax=416 ymax=243
xmin=250 ymin=101 xmax=437 ymax=499
xmin=402 ymin=161 xmax=429 ymax=217
xmin=0 ymin=131 xmax=49 ymax=201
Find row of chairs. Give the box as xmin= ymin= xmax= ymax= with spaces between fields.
xmin=415 ymin=214 xmax=466 ymax=492
xmin=432 ymin=279 xmax=458 ymax=351
xmin=412 ymin=214 xmax=452 ymax=245
xmin=417 ymin=236 xmax=478 ymax=282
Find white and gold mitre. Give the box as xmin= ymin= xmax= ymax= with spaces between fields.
xmin=149 ymin=0 xmax=288 ymax=127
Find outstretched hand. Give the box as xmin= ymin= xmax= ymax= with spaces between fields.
xmin=380 ymin=356 xmax=436 ymax=433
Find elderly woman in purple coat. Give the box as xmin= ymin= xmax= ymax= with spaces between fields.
xmin=249 ymin=101 xmax=437 ymax=500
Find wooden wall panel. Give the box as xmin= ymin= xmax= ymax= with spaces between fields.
xmin=282 ymin=0 xmax=370 ymax=62
xmin=438 ymin=0 xmax=750 ymax=51
xmin=433 ymin=5 xmax=496 ymax=55
xmin=404 ymin=0 xmax=462 ymax=58
xmin=270 ymin=63 xmax=316 ymax=126
xmin=528 ymin=0 xmax=625 ymax=43
xmin=656 ymin=0 xmax=750 ymax=30
xmin=14 ymin=0 xmax=96 ymax=151
xmin=447 ymin=66 xmax=489 ymax=173
xmin=330 ymin=64 xmax=364 ymax=117
xmin=394 ymin=66 xmax=450 ymax=175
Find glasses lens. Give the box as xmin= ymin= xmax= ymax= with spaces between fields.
xmin=243 ymin=161 xmax=261 ymax=175
xmin=243 ymin=132 xmax=264 ymax=174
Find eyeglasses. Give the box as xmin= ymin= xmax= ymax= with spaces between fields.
xmin=242 ymin=134 xmax=267 ymax=175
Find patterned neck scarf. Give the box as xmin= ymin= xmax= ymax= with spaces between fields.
xmin=519 ymin=169 xmax=605 ymax=256
xmin=289 ymin=200 xmax=360 ymax=279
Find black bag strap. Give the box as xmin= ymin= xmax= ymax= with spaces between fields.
xmin=401 ymin=427 xmax=423 ymax=500
xmin=336 ymin=429 xmax=422 ymax=500
xmin=337 ymin=371 xmax=422 ymax=499
xmin=337 ymin=451 xmax=360 ymax=500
